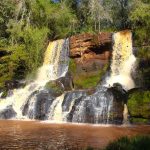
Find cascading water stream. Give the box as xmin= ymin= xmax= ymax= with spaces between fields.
xmin=0 ymin=39 xmax=69 ymax=119
xmin=106 ymin=31 xmax=136 ymax=90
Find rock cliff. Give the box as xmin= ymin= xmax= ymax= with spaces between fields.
xmin=69 ymin=32 xmax=112 ymax=71
xmin=68 ymin=32 xmax=112 ymax=89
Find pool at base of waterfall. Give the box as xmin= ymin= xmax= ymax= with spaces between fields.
xmin=0 ymin=120 xmax=149 ymax=150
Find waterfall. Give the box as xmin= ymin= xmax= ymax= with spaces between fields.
xmin=48 ymin=94 xmax=65 ymax=122
xmin=0 ymin=31 xmax=136 ymax=124
xmin=0 ymin=39 xmax=69 ymax=119
xmin=123 ymin=104 xmax=129 ymax=125
xmin=106 ymin=30 xmax=136 ymax=90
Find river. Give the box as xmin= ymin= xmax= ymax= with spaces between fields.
xmin=0 ymin=120 xmax=149 ymax=150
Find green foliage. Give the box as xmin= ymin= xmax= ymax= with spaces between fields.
xmin=69 ymin=59 xmax=77 ymax=74
xmin=0 ymin=0 xmax=77 ymax=88
xmin=130 ymin=118 xmax=149 ymax=124
xmin=127 ymin=90 xmax=150 ymax=119
xmin=130 ymin=0 xmax=150 ymax=46
xmin=104 ymin=136 xmax=150 ymax=150
xmin=135 ymin=47 xmax=150 ymax=88
xmin=85 ymin=136 xmax=150 ymax=150
xmin=0 ymin=0 xmax=15 ymax=37
xmin=69 ymin=59 xmax=108 ymax=89
xmin=45 ymin=81 xmax=64 ymax=96
xmin=137 ymin=47 xmax=150 ymax=59
xmin=73 ymin=72 xmax=102 ymax=89
xmin=0 ymin=0 xmax=150 ymax=89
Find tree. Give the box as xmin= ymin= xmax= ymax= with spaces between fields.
xmin=104 ymin=0 xmax=132 ymax=30
xmin=0 ymin=0 xmax=15 ymax=38
xmin=89 ymin=0 xmax=111 ymax=32
xmin=130 ymin=0 xmax=150 ymax=46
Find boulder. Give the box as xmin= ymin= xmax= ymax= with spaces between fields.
xmin=45 ymin=80 xmax=64 ymax=97
xmin=107 ymin=83 xmax=127 ymax=124
xmin=0 ymin=105 xmax=16 ymax=119
xmin=22 ymin=90 xmax=55 ymax=120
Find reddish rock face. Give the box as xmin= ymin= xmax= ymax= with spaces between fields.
xmin=69 ymin=32 xmax=112 ymax=72
xmin=70 ymin=33 xmax=112 ymax=58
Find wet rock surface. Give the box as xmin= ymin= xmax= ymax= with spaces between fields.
xmin=56 ymin=72 xmax=74 ymax=91
xmin=107 ymin=83 xmax=127 ymax=124
xmin=5 ymin=80 xmax=25 ymax=90
xmin=65 ymin=84 xmax=125 ymax=124
xmin=22 ymin=90 xmax=55 ymax=120
xmin=0 ymin=105 xmax=16 ymax=119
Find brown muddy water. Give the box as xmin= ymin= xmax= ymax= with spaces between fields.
xmin=0 ymin=120 xmax=149 ymax=150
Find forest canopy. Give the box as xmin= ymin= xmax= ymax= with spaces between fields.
xmin=0 ymin=0 xmax=150 ymax=89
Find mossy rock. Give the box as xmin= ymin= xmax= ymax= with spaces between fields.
xmin=127 ymin=90 xmax=150 ymax=120
xmin=130 ymin=118 xmax=150 ymax=124
xmin=68 ymin=58 xmax=108 ymax=89
xmin=73 ymin=71 xmax=102 ymax=89
xmin=45 ymin=80 xmax=64 ymax=97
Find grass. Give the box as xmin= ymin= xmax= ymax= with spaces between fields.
xmin=69 ymin=58 xmax=108 ymax=89
xmin=130 ymin=118 xmax=149 ymax=124
xmin=127 ymin=90 xmax=150 ymax=119
xmin=104 ymin=136 xmax=150 ymax=150
xmin=73 ymin=71 xmax=102 ymax=89
xmin=86 ymin=136 xmax=150 ymax=150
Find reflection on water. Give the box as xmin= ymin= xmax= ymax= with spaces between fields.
xmin=0 ymin=120 xmax=149 ymax=150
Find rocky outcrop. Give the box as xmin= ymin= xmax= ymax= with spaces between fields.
xmin=69 ymin=33 xmax=112 ymax=73
xmin=22 ymin=90 xmax=55 ymax=120
xmin=0 ymin=105 xmax=16 ymax=119
xmin=107 ymin=83 xmax=128 ymax=124
xmin=70 ymin=32 xmax=112 ymax=58
xmin=68 ymin=32 xmax=112 ymax=89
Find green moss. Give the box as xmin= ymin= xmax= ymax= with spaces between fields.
xmin=69 ymin=58 xmax=77 ymax=74
xmin=86 ymin=136 xmax=150 ymax=150
xmin=73 ymin=71 xmax=102 ymax=89
xmin=127 ymin=90 xmax=150 ymax=119
xmin=45 ymin=81 xmax=64 ymax=96
xmin=69 ymin=58 xmax=108 ymax=89
xmin=130 ymin=118 xmax=149 ymax=124
xmin=104 ymin=136 xmax=150 ymax=150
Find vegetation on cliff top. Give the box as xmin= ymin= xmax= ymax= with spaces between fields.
xmin=0 ymin=0 xmax=150 ymax=88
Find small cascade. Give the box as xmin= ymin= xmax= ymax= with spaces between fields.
xmin=123 ymin=104 xmax=129 ymax=125
xmin=48 ymin=94 xmax=65 ymax=122
xmin=0 ymin=39 xmax=69 ymax=119
xmin=106 ymin=30 xmax=136 ymax=90
xmin=66 ymin=88 xmax=114 ymax=124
